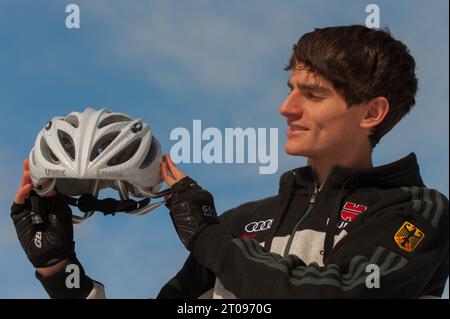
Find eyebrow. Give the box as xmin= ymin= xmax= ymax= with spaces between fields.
xmin=287 ymin=80 xmax=333 ymax=95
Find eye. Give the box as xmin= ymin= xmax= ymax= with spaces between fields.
xmin=305 ymin=92 xmax=323 ymax=100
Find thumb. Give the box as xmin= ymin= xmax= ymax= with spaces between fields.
xmin=14 ymin=184 xmax=32 ymax=204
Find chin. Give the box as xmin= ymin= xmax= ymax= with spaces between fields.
xmin=284 ymin=143 xmax=310 ymax=157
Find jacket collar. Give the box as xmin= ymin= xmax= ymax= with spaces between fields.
xmin=279 ymin=152 xmax=425 ymax=192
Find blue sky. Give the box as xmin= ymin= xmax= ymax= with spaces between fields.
xmin=0 ymin=0 xmax=448 ymax=298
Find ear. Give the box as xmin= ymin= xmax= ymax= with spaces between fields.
xmin=360 ymin=96 xmax=389 ymax=130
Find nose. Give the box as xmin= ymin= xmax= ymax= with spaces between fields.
xmin=279 ymin=91 xmax=303 ymax=119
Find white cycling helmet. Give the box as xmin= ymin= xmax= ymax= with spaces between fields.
xmin=29 ymin=107 xmax=170 ymax=223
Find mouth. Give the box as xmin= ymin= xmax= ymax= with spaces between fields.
xmin=288 ymin=125 xmax=309 ymax=131
xmin=287 ymin=125 xmax=309 ymax=137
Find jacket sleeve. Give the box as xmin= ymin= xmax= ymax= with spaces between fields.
xmin=37 ymin=203 xmax=244 ymax=299
xmin=36 ymin=253 xmax=106 ymax=299
xmin=157 ymin=253 xmax=215 ymax=299
xmin=37 ymin=250 xmax=214 ymax=299
xmin=192 ymin=189 xmax=449 ymax=298
xmin=156 ymin=207 xmax=244 ymax=299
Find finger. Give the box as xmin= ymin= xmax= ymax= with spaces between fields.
xmin=14 ymin=184 xmax=32 ymax=204
xmin=164 ymin=154 xmax=186 ymax=181
xmin=20 ymin=170 xmax=31 ymax=188
xmin=161 ymin=161 xmax=177 ymax=187
xmin=160 ymin=161 xmax=170 ymax=180
xmin=162 ymin=164 xmax=176 ymax=187
xmin=23 ymin=159 xmax=29 ymax=172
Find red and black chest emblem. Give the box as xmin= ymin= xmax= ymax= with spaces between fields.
xmin=337 ymin=202 xmax=368 ymax=229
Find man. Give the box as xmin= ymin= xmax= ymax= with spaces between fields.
xmin=12 ymin=25 xmax=449 ymax=298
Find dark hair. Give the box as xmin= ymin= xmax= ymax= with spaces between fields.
xmin=285 ymin=25 xmax=418 ymax=148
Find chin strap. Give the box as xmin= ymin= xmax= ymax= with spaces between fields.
xmin=33 ymin=179 xmax=172 ymax=224
xmin=60 ymin=194 xmax=151 ymax=216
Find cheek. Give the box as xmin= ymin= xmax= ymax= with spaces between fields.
xmin=311 ymin=111 xmax=341 ymax=135
xmin=313 ymin=112 xmax=356 ymax=143
xmin=320 ymin=113 xmax=361 ymax=145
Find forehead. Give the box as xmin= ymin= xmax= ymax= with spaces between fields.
xmin=289 ymin=65 xmax=333 ymax=89
xmin=288 ymin=69 xmax=337 ymax=97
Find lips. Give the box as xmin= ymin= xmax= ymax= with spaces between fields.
xmin=288 ymin=125 xmax=309 ymax=131
xmin=287 ymin=124 xmax=309 ymax=137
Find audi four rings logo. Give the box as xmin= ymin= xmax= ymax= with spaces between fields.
xmin=245 ymin=219 xmax=274 ymax=232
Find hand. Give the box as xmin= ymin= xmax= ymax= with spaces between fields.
xmin=14 ymin=159 xmax=56 ymax=204
xmin=161 ymin=155 xmax=219 ymax=251
xmin=160 ymin=154 xmax=187 ymax=187
xmin=14 ymin=159 xmax=33 ymax=204
xmin=11 ymin=160 xmax=75 ymax=269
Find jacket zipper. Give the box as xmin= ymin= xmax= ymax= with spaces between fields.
xmin=282 ymin=170 xmax=333 ymax=258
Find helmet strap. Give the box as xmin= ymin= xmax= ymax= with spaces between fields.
xmin=60 ymin=193 xmax=150 ymax=216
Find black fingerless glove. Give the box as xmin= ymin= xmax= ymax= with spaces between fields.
xmin=165 ymin=176 xmax=219 ymax=251
xmin=11 ymin=193 xmax=75 ymax=268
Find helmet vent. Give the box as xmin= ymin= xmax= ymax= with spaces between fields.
xmin=58 ymin=130 xmax=76 ymax=160
xmin=107 ymin=139 xmax=141 ymax=166
xmin=90 ymin=131 xmax=120 ymax=161
xmin=40 ymin=137 xmax=60 ymax=164
xmin=64 ymin=115 xmax=79 ymax=128
xmin=140 ymin=140 xmax=158 ymax=169
xmin=98 ymin=115 xmax=132 ymax=129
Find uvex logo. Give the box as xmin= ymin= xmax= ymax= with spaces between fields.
xmin=45 ymin=168 xmax=66 ymax=177
xmin=245 ymin=219 xmax=274 ymax=233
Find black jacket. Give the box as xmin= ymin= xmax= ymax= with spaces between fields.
xmin=158 ymin=153 xmax=449 ymax=298
xmin=36 ymin=153 xmax=449 ymax=298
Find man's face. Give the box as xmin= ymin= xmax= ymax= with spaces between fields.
xmin=279 ymin=65 xmax=368 ymax=160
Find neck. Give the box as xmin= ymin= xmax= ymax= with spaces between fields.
xmin=307 ymin=151 xmax=373 ymax=185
